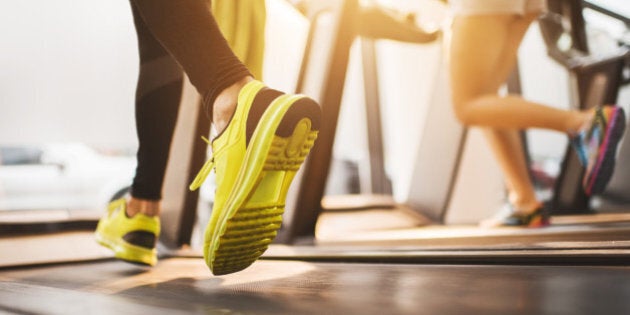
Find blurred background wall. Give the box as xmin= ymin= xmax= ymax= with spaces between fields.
xmin=2 ymin=0 xmax=626 ymax=203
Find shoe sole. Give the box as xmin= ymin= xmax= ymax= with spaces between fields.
xmin=205 ymin=93 xmax=320 ymax=275
xmin=481 ymin=211 xmax=550 ymax=228
xmin=95 ymin=231 xmax=157 ymax=266
xmin=526 ymin=215 xmax=550 ymax=228
xmin=584 ymin=107 xmax=626 ymax=195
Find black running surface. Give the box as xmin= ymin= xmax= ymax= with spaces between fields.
xmin=2 ymin=258 xmax=630 ymax=315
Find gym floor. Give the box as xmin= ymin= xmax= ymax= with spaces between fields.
xmin=3 ymin=207 xmax=630 ymax=314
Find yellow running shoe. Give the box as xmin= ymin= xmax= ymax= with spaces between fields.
xmin=95 ymin=198 xmax=160 ymax=266
xmin=190 ymin=80 xmax=320 ymax=275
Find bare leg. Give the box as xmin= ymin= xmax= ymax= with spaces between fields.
xmin=449 ymin=13 xmax=591 ymax=214
xmin=128 ymin=197 xmax=161 ymax=216
xmin=463 ymin=95 xmax=590 ymax=132
xmin=480 ymin=14 xmax=538 ymax=211
xmin=449 ymin=15 xmax=591 ymax=133
xmin=481 ymin=128 xmax=539 ymax=211
xmin=212 ymin=76 xmax=254 ymax=133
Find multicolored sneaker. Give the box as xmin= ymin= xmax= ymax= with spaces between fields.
xmin=95 ymin=198 xmax=160 ymax=266
xmin=480 ymin=204 xmax=550 ymax=228
xmin=572 ymin=105 xmax=626 ymax=195
xmin=190 ymin=80 xmax=320 ymax=275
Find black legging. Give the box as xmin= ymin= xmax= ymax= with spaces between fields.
xmin=129 ymin=0 xmax=251 ymax=200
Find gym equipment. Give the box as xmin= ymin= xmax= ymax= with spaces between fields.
xmin=279 ymin=0 xmax=440 ymax=243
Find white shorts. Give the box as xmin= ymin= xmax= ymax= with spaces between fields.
xmin=450 ymin=0 xmax=547 ymax=16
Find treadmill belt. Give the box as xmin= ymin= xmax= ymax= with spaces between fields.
xmin=2 ymin=258 xmax=630 ymax=314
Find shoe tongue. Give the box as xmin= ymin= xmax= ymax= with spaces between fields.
xmin=245 ymin=87 xmax=283 ymax=145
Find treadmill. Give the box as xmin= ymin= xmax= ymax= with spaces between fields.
xmin=538 ymin=0 xmax=630 ymax=214
xmin=3 ymin=1 xmax=630 ymax=314
xmin=3 ymin=0 xmax=630 ymax=267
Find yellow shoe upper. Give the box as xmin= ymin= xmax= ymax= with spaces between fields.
xmin=95 ymin=198 xmax=160 ymax=265
xmin=189 ymin=80 xmax=266 ymax=211
xmin=189 ymin=79 xmax=320 ymax=275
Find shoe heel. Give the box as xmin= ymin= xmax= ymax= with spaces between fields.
xmin=266 ymin=119 xmax=319 ymax=171
xmin=275 ymin=97 xmax=321 ymax=137
xmin=207 ymin=96 xmax=321 ymax=275
xmin=210 ymin=119 xmax=319 ymax=275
